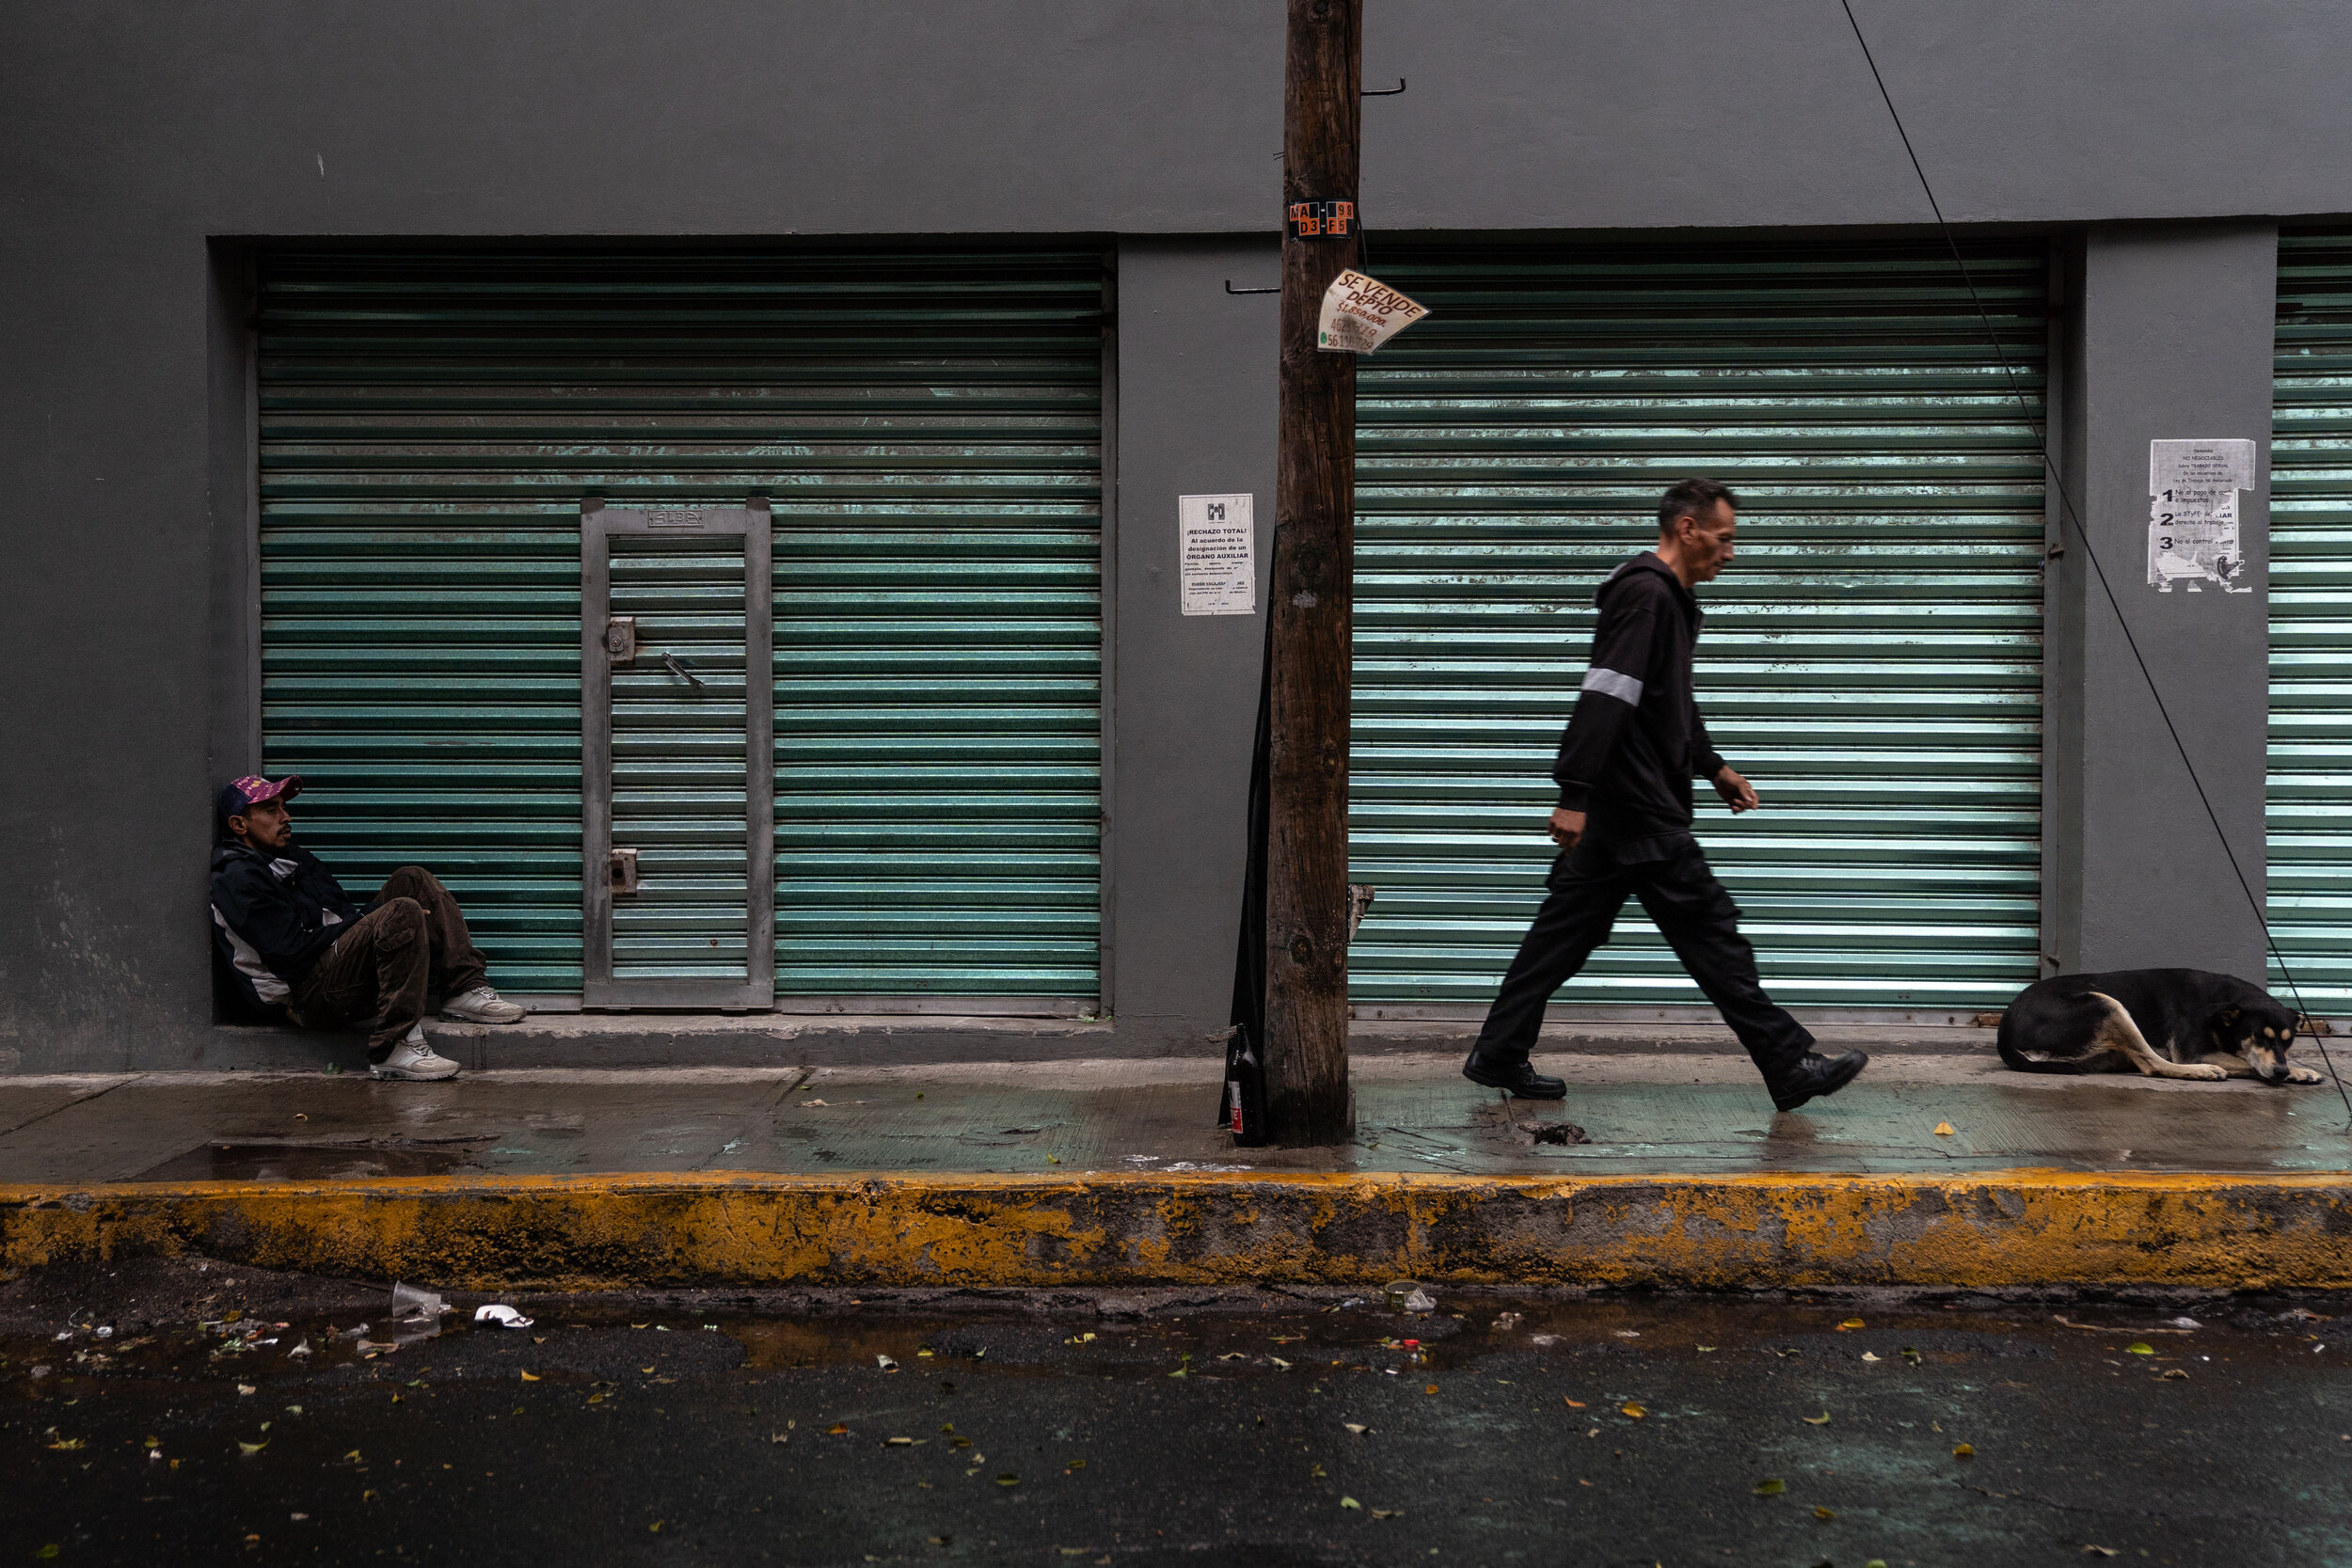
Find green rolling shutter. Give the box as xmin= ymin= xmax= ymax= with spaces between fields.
xmin=257 ymin=246 xmax=1104 ymax=1002
xmin=2270 ymin=231 xmax=2352 ymax=1011
xmin=1350 ymin=237 xmax=2047 ymax=1013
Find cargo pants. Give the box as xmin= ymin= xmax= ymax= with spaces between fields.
xmin=287 ymin=866 xmax=490 ymax=1061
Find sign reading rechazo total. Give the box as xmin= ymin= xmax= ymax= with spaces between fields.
xmin=1317 ymin=271 xmax=1429 ymax=353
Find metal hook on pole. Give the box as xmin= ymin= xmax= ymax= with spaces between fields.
xmin=1362 ymin=77 xmax=1406 ymax=95
xmin=1225 ymin=280 xmax=1280 ymax=295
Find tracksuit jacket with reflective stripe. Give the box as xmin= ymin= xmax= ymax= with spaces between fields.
xmin=1550 ymin=551 xmax=1726 ymax=841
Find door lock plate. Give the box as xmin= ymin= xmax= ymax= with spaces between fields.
xmin=610 ymin=847 xmax=640 ymax=895
xmin=605 ymin=615 xmax=637 ymax=663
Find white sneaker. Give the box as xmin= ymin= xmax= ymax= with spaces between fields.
xmin=373 ymin=1026 xmax=460 ymax=1082
xmin=440 ymin=986 xmax=527 ymax=1024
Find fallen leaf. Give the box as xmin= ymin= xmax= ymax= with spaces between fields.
xmin=1754 ymin=1478 xmax=1785 ymax=1496
xmin=771 ymin=1433 xmax=788 ymax=1444
xmin=237 ymin=1384 xmax=257 ymax=1397
xmin=1815 ymin=1506 xmax=1836 ymax=1520
xmin=801 ymin=1099 xmax=829 ymax=1106
xmin=2160 ymin=1369 xmax=2189 ymax=1381
xmin=1371 ymin=1508 xmax=1403 ymax=1519
xmin=1934 ymin=1122 xmax=1956 ymax=1136
xmin=1619 ymin=1402 xmax=1646 ymax=1419
xmin=45 ymin=1439 xmax=83 ymax=1451
xmin=1564 ymin=1397 xmax=1586 ymax=1408
xmin=519 ymin=1371 xmax=540 ymax=1382
xmin=1065 ymin=1459 xmax=1085 ymax=1470
xmin=1423 ymin=1383 xmax=1439 ymax=1395
xmin=2126 ymin=1342 xmax=2154 ymax=1355
xmin=1696 ymin=1346 xmax=1716 ymax=1353
xmin=1860 ymin=1352 xmax=1882 ymax=1363
xmin=648 ymin=1521 xmax=662 ymax=1533
xmin=1803 ymin=1412 xmax=1831 ymax=1425
xmin=828 ymin=1423 xmax=848 ymax=1434
xmin=1344 ymin=1423 xmax=1370 ymax=1435
xmin=239 ymin=1441 xmax=268 ymax=1457
xmin=1953 ymin=1444 xmax=1975 ymax=1458
xmin=1340 ymin=1497 xmax=1361 ymax=1510
xmin=1836 ymin=1318 xmax=1866 ymax=1331
xmin=2083 ymin=1549 xmax=2119 ymax=1559
xmin=1270 ymin=1356 xmax=1291 ymax=1370
xmin=997 ymin=1473 xmax=1019 ymax=1487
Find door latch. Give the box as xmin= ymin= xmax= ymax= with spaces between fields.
xmin=605 ymin=616 xmax=637 ymax=663
xmin=609 ymin=847 xmax=640 ymax=895
xmin=661 ymin=652 xmax=707 ymax=689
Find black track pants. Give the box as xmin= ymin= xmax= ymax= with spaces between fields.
xmin=1470 ymin=831 xmax=1814 ymax=1082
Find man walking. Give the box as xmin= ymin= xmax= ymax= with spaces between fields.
xmin=1462 ymin=479 xmax=1868 ymax=1111
xmin=210 ymin=775 xmax=526 ymax=1080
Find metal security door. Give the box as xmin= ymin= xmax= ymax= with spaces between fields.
xmin=1349 ymin=237 xmax=2048 ymax=1014
xmin=581 ymin=499 xmax=774 ymax=1007
xmin=256 ymin=245 xmax=1103 ymax=1005
xmin=2270 ymin=230 xmax=2352 ymax=1012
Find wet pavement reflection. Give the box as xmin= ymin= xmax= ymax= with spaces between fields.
xmin=7 ymin=1267 xmax=2351 ymax=1566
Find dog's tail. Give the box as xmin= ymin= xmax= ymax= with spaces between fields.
xmin=1995 ymin=994 xmax=2093 ymax=1075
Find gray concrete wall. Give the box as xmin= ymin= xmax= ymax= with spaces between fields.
xmin=1108 ymin=240 xmax=1281 ymax=1053
xmin=3 ymin=2 xmax=2351 ymax=1066
xmin=2048 ymin=224 xmax=2280 ymax=982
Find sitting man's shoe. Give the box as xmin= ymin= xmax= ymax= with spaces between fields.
xmin=1463 ymin=1050 xmax=1567 ymax=1101
xmin=1768 ymin=1050 xmax=1868 ymax=1113
xmin=440 ymin=986 xmax=527 ymax=1024
xmin=373 ymin=1026 xmax=460 ymax=1082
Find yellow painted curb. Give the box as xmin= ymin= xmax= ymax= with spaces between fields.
xmin=5 ymin=1168 xmax=2349 ymax=1291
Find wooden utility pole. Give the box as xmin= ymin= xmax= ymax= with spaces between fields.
xmin=1264 ymin=0 xmax=1361 ymax=1146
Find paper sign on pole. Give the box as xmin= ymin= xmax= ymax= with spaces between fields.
xmin=2147 ymin=438 xmax=2257 ymax=593
xmin=1317 ymin=271 xmax=1429 ymax=353
xmin=1179 ymin=493 xmax=1255 ymax=615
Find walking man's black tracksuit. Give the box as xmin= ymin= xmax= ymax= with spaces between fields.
xmin=1464 ymin=551 xmax=1867 ymax=1110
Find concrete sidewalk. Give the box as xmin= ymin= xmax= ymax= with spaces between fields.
xmin=3 ymin=1049 xmax=2349 ymax=1182
xmin=4 ymin=1048 xmax=2351 ymax=1292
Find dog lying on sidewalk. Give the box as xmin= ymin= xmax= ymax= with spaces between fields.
xmin=1997 ymin=969 xmax=2326 ymax=1085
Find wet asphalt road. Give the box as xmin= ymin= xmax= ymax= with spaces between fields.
xmin=4 ymin=1264 xmax=2350 ymax=1567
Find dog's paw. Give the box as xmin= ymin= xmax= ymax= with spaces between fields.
xmin=2289 ymin=1066 xmax=2326 ymax=1085
xmin=2180 ymin=1063 xmax=2230 ymax=1080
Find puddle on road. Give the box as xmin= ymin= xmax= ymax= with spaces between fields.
xmin=126 ymin=1143 xmax=485 ymax=1181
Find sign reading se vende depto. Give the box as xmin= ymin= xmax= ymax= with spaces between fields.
xmin=1317 ymin=271 xmax=1430 ymax=353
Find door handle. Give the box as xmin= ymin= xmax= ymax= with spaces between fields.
xmin=661 ymin=653 xmax=706 ymax=689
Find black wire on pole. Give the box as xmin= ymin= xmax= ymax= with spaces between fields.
xmin=1836 ymin=0 xmax=2352 ymax=1122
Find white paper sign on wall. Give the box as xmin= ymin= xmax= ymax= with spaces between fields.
xmin=1178 ymin=493 xmax=1256 ymax=616
xmin=2147 ymin=438 xmax=2257 ymax=594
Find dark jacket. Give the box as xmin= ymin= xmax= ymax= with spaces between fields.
xmin=210 ymin=838 xmax=363 ymax=1016
xmin=1550 ymin=552 xmax=1727 ymax=841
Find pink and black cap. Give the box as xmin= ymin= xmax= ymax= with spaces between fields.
xmin=214 ymin=774 xmax=302 ymax=833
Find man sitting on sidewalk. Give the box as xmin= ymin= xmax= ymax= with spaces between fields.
xmin=209 ymin=775 xmax=526 ymax=1080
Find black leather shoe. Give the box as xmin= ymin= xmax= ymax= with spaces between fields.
xmin=1769 ymin=1050 xmax=1868 ymax=1113
xmin=1463 ymin=1051 xmax=1567 ymax=1100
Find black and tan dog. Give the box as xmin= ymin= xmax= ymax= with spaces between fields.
xmin=1997 ymin=969 xmax=2325 ymax=1085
